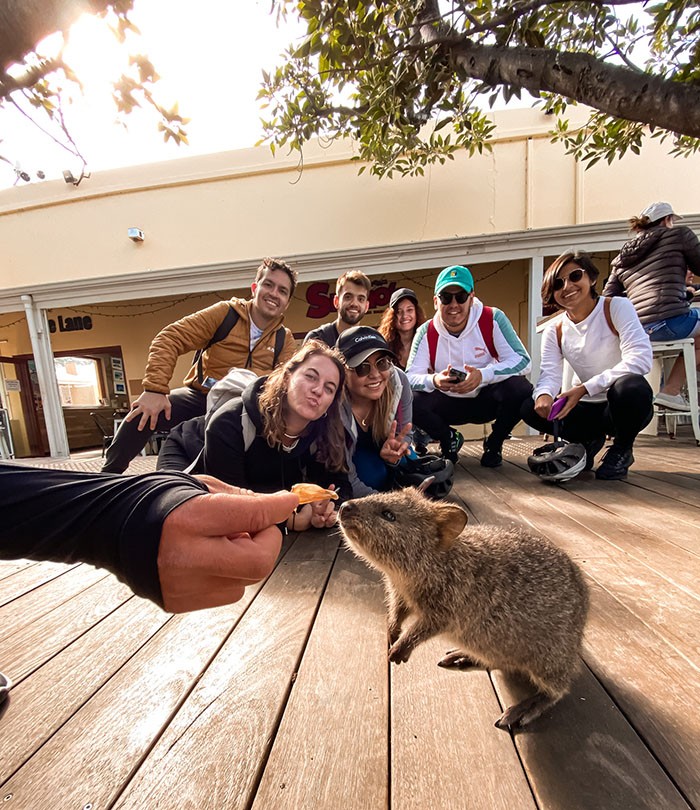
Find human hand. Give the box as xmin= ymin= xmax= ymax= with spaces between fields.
xmin=534 ymin=394 xmax=554 ymax=420
xmin=309 ymin=484 xmax=338 ymax=528
xmin=556 ymin=385 xmax=587 ymax=419
xmin=158 ymin=487 xmax=299 ymax=613
xmin=450 ymin=366 xmax=482 ymax=394
xmin=125 ymin=391 xmax=171 ymax=431
xmin=433 ymin=369 xmax=458 ymax=391
xmin=380 ymin=420 xmax=412 ymax=465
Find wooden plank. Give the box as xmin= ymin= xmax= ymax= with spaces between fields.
xmin=0 ymin=559 xmax=37 ymax=581
xmin=0 ymin=561 xmax=78 ymax=608
xmin=110 ymin=532 xmax=341 ymax=810
xmin=253 ymin=548 xmax=390 ymax=810
xmin=391 ymin=635 xmax=535 ymax=810
xmin=581 ymin=580 xmax=700 ymax=807
xmin=0 ymin=575 xmax=133 ymax=682
xmin=0 ymin=595 xmax=169 ymax=784
xmin=0 ymin=589 xmax=258 ymax=806
xmin=492 ymin=667 xmax=691 ymax=810
xmin=0 ymin=564 xmax=110 ymax=644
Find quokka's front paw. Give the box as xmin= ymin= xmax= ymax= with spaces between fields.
xmin=388 ymin=642 xmax=412 ymax=664
xmin=387 ymin=624 xmax=401 ymax=645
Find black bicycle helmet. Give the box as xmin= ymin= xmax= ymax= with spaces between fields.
xmin=394 ymin=455 xmax=454 ymax=499
xmin=527 ymin=439 xmax=587 ymax=483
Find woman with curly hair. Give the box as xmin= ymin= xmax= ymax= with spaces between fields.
xmin=158 ymin=341 xmax=349 ymax=529
xmin=377 ymin=288 xmax=427 ymax=370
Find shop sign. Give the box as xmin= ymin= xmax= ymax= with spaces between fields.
xmin=48 ymin=315 xmax=93 ymax=333
xmin=305 ymin=279 xmax=397 ymax=320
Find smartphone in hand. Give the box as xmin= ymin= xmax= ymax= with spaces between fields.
xmin=548 ymin=395 xmax=567 ymax=420
xmin=449 ymin=368 xmax=468 ymax=383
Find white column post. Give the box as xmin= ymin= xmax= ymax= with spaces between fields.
xmin=21 ymin=294 xmax=70 ymax=458
xmin=525 ymin=256 xmax=544 ymax=435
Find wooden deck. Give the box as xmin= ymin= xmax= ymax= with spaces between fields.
xmin=1 ymin=433 xmax=699 ymax=810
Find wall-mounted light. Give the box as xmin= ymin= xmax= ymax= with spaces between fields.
xmin=127 ymin=227 xmax=145 ymax=242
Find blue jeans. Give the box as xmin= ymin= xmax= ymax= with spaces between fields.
xmin=644 ymin=309 xmax=700 ymax=341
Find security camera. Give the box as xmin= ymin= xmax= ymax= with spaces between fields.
xmin=127 ymin=227 xmax=145 ymax=242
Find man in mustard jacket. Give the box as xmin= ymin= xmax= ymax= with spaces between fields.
xmin=102 ymin=257 xmax=298 ymax=473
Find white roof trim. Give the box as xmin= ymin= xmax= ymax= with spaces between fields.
xmin=2 ymin=216 xmax=698 ymax=312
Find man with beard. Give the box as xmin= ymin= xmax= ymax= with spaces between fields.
xmin=304 ymin=270 xmax=372 ymax=346
xmin=102 ymin=257 xmax=297 ymax=473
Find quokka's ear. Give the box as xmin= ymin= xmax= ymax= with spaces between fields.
xmin=434 ymin=503 xmax=468 ymax=549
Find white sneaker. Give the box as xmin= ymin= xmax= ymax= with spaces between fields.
xmin=654 ymin=392 xmax=690 ymax=411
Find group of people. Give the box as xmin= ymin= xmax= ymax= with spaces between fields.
xmin=2 ymin=200 xmax=699 ymax=630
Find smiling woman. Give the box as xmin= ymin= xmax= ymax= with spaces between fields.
xmin=158 ymin=341 xmax=351 ymax=531
xmin=521 ymin=249 xmax=654 ymax=481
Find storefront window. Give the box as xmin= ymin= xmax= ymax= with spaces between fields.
xmin=55 ymin=357 xmax=104 ymax=407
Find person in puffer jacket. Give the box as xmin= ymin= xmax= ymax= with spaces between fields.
xmin=604 ymin=201 xmax=700 ymax=411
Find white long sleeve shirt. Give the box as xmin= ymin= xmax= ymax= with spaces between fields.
xmin=406 ymin=297 xmax=531 ymax=398
xmin=534 ymin=296 xmax=652 ymax=404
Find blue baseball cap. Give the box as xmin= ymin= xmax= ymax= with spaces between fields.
xmin=434 ymin=265 xmax=474 ymax=295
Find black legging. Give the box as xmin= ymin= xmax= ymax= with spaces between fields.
xmin=520 ymin=373 xmax=654 ymax=450
xmin=102 ymin=386 xmax=208 ymax=473
xmin=412 ymin=376 xmax=534 ymax=449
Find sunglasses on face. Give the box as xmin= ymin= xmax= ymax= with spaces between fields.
xmin=351 ymin=355 xmax=393 ymax=377
xmin=553 ymin=268 xmax=585 ymax=291
xmin=438 ymin=290 xmax=470 ymax=305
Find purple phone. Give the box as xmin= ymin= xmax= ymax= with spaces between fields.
xmin=548 ymin=396 xmax=567 ymax=420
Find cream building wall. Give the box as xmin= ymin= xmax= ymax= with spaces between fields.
xmin=1 ymin=106 xmax=699 ymax=456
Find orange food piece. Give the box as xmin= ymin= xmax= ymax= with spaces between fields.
xmin=291 ymin=482 xmax=339 ymax=504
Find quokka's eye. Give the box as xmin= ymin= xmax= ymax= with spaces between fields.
xmin=381 ymin=510 xmax=396 ymax=522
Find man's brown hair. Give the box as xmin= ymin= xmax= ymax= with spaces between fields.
xmin=256 ymin=257 xmax=298 ymax=296
xmin=336 ymin=270 xmax=371 ymax=296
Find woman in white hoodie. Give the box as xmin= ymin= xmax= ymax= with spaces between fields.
xmin=521 ymin=250 xmax=653 ymax=480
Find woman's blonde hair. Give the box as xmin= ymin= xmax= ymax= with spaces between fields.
xmin=258 ymin=341 xmax=348 ymax=472
xmin=368 ymin=365 xmax=398 ymax=444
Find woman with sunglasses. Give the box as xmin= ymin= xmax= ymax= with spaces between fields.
xmin=159 ymin=341 xmax=350 ymax=529
xmin=336 ymin=326 xmax=414 ymax=496
xmin=521 ymin=250 xmax=653 ymax=480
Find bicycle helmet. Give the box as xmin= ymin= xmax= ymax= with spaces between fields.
xmin=527 ymin=439 xmax=587 ymax=483
xmin=394 ymin=455 xmax=454 ymax=499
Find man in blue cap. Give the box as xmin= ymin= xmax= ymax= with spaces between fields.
xmin=406 ymin=265 xmax=532 ymax=467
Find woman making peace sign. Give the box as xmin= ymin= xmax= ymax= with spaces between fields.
xmin=336 ymin=327 xmax=414 ymax=496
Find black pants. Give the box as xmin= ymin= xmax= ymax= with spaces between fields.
xmin=520 ymin=373 xmax=654 ymax=450
xmin=412 ymin=376 xmax=534 ymax=450
xmin=102 ymin=387 xmax=208 ymax=473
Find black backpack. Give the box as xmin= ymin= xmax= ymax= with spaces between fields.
xmin=194 ymin=305 xmax=287 ymax=385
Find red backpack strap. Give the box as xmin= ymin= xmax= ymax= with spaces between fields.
xmin=478 ymin=306 xmax=498 ymax=360
xmin=427 ymin=320 xmax=439 ymax=373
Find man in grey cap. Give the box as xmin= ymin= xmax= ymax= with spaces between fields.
xmin=605 ymin=201 xmax=700 ymax=410
xmin=406 ymin=265 xmax=532 ymax=467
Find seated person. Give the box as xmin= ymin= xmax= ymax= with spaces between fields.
xmin=335 ymin=327 xmax=413 ymax=497
xmin=158 ymin=342 xmax=350 ymax=530
xmin=521 ymin=250 xmax=653 ymax=480
xmin=605 ymin=201 xmax=700 ymax=410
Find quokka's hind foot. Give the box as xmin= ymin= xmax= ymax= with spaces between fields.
xmin=438 ymin=649 xmax=480 ymax=669
xmin=495 ymin=691 xmax=560 ymax=731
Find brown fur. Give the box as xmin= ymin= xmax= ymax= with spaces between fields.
xmin=338 ymin=488 xmax=589 ymax=730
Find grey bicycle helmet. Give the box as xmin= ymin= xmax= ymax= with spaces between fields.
xmin=527 ymin=439 xmax=587 ymax=482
